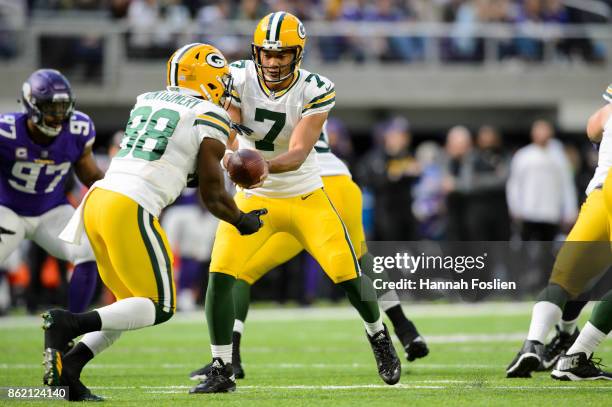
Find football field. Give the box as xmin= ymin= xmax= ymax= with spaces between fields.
xmin=1 ymin=302 xmax=610 ymax=406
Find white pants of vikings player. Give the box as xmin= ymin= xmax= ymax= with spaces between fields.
xmin=0 ymin=204 xmax=95 ymax=265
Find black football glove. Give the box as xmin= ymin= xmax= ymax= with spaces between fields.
xmin=234 ymin=208 xmax=267 ymax=235
xmin=231 ymin=122 xmax=254 ymax=136
xmin=186 ymin=173 xmax=199 ymax=188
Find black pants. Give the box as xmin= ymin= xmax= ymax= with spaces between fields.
xmin=521 ymin=221 xmax=559 ymax=241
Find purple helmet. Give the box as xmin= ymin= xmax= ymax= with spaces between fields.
xmin=21 ymin=69 xmax=75 ymax=137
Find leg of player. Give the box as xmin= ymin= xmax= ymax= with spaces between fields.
xmin=507 ymin=189 xmax=611 ymax=378
xmin=68 ymin=261 xmax=97 ymax=313
xmin=551 ymin=290 xmax=612 ymax=381
xmin=337 ymin=274 xmax=401 ymax=385
xmin=540 ymin=300 xmax=587 ymax=370
xmin=293 ymin=189 xmax=400 ymax=385
xmin=31 ymin=205 xmax=100 ymax=313
xmin=43 ymin=189 xmax=177 ymax=401
xmin=506 ymin=283 xmax=567 ymax=378
xmin=190 ymin=193 xmax=273 ymax=394
xmin=360 ymin=251 xmax=429 ymax=362
xmin=42 ymin=297 xmax=166 ymax=400
xmin=190 ymin=231 xmax=303 ymax=382
xmin=229 ymin=278 xmax=250 ymax=377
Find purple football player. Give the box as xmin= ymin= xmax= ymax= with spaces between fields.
xmin=0 ymin=69 xmax=104 ymax=313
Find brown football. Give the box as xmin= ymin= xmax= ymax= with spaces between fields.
xmin=227 ymin=149 xmax=266 ymax=188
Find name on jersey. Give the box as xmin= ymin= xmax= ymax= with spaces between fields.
xmin=144 ymin=91 xmax=202 ymax=109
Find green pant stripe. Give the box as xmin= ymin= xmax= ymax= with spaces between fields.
xmin=148 ymin=215 xmax=174 ymax=311
xmin=137 ymin=206 xmax=165 ymax=308
xmin=323 ymin=189 xmax=361 ymax=278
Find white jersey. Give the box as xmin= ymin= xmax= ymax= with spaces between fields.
xmin=230 ymin=60 xmax=336 ymax=198
xmin=315 ymin=125 xmax=351 ymax=177
xmin=97 ymin=90 xmax=230 ymax=217
xmin=586 ymin=113 xmax=612 ymax=195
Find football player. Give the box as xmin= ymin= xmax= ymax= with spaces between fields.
xmin=42 ymin=44 xmax=266 ymax=401
xmin=551 ymin=85 xmax=612 ymax=381
xmin=506 ymin=84 xmax=612 ymax=379
xmin=190 ymin=123 xmax=428 ymax=381
xmin=190 ymin=13 xmax=401 ymax=394
xmin=0 ymin=69 xmax=103 ymax=314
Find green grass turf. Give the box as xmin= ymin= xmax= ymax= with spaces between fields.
xmin=0 ymin=303 xmax=610 ymax=406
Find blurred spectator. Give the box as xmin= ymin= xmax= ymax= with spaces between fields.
xmin=506 ymin=119 xmax=578 ymax=241
xmin=326 ymin=118 xmax=355 ymax=167
xmin=442 ymin=125 xmax=475 ymax=240
xmin=357 ymin=117 xmax=421 ymax=240
xmin=448 ymin=0 xmax=485 ymax=61
xmin=469 ymin=125 xmax=511 ymax=240
xmin=318 ymin=0 xmax=358 ymax=62
xmin=0 ymin=0 xmax=26 ymax=59
xmin=413 ymin=141 xmax=446 ymax=240
xmin=196 ymin=1 xmax=244 ymax=61
xmin=364 ymin=0 xmax=424 ymax=62
xmin=236 ymin=0 xmax=269 ymax=20
xmin=110 ymin=0 xmax=130 ymax=19
xmin=127 ymin=0 xmax=161 ymax=57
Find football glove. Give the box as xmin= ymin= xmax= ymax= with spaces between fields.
xmin=186 ymin=173 xmax=199 ymax=188
xmin=234 ymin=208 xmax=267 ymax=235
xmin=231 ymin=122 xmax=254 ymax=136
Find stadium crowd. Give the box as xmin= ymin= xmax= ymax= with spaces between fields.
xmin=1 ymin=0 xmax=609 ymax=65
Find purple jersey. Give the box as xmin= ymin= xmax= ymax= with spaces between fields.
xmin=0 ymin=111 xmax=96 ymax=216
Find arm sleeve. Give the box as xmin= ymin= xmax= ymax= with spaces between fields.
xmin=302 ymin=74 xmax=336 ymax=117
xmin=229 ymin=60 xmax=248 ymax=108
xmin=193 ymin=109 xmax=231 ymax=146
xmin=73 ymin=111 xmax=96 ymax=151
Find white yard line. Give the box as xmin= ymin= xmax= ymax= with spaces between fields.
xmin=0 ymin=302 xmax=554 ymax=329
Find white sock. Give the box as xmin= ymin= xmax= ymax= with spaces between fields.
xmin=527 ymin=301 xmax=562 ymax=343
xmin=211 ymin=344 xmax=232 ymax=365
xmin=233 ymin=319 xmax=244 ymax=335
xmin=80 ymin=331 xmax=122 ymax=356
xmin=364 ymin=316 xmax=384 ymax=336
xmin=97 ymin=297 xmax=156 ymax=331
xmin=558 ymin=318 xmax=578 ymax=335
xmin=566 ymin=322 xmax=606 ymax=358
xmin=378 ymin=291 xmax=400 ymax=311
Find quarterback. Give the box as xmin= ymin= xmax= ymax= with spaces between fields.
xmin=41 ymin=44 xmax=266 ymax=401
xmin=0 ymin=69 xmax=103 ymax=313
xmin=507 ymin=84 xmax=612 ymax=380
xmin=190 ymin=12 xmax=400 ymax=394
xmin=190 ymin=126 xmax=429 ymax=381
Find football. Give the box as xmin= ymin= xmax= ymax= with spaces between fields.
xmin=227 ymin=149 xmax=267 ymax=188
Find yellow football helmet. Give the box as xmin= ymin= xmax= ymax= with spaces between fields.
xmin=252 ymin=12 xmax=306 ymax=83
xmin=166 ymin=43 xmax=232 ymax=106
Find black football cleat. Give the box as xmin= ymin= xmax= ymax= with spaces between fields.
xmin=42 ymin=309 xmax=78 ymax=353
xmin=400 ymin=333 xmax=429 ymax=362
xmin=367 ymin=324 xmax=401 ymax=385
xmin=190 ymin=333 xmax=244 ymax=381
xmin=551 ymin=353 xmax=612 ymax=381
xmin=42 ymin=348 xmax=103 ymax=401
xmin=538 ymin=326 xmax=580 ymax=371
xmin=189 ymin=358 xmax=236 ymax=394
xmin=506 ymin=340 xmax=544 ymax=378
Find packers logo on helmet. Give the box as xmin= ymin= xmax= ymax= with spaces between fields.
xmin=252 ymin=12 xmax=306 ymax=83
xmin=167 ymin=43 xmax=232 ymax=106
xmin=604 ymin=84 xmax=612 ymax=104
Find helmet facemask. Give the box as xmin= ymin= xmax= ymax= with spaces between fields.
xmin=22 ymin=83 xmax=74 ymax=137
xmin=252 ymin=45 xmax=303 ymax=84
